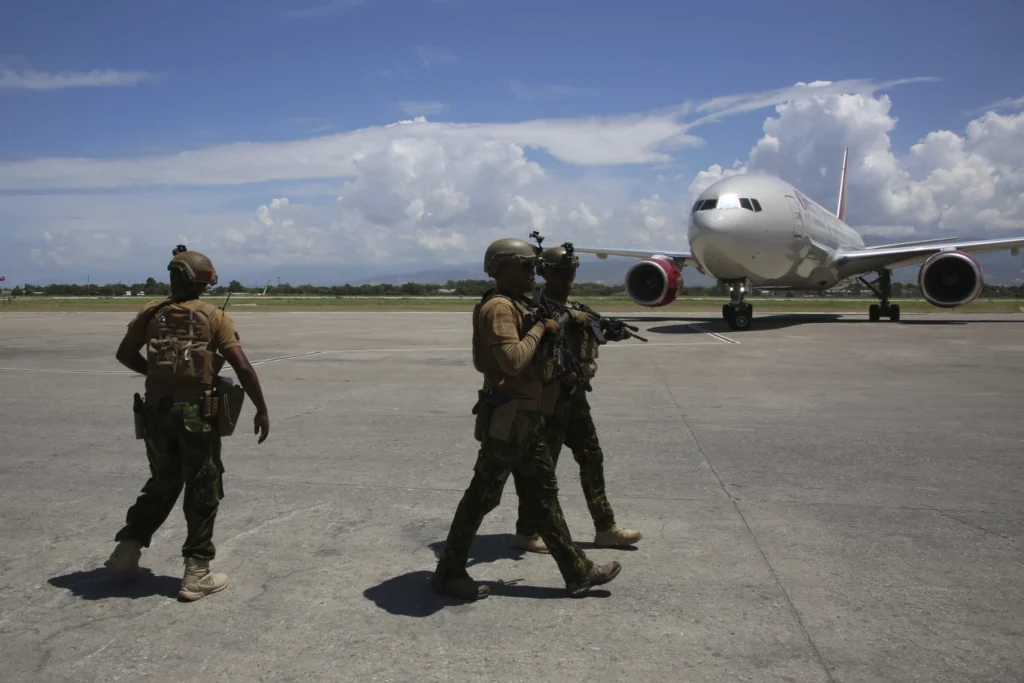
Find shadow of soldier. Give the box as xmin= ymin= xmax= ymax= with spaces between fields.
xmin=362 ymin=533 xmax=611 ymax=617
xmin=426 ymin=532 xmax=528 ymax=567
xmin=49 ymin=567 xmax=181 ymax=601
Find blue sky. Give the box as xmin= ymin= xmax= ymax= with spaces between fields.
xmin=2 ymin=0 xmax=1023 ymax=284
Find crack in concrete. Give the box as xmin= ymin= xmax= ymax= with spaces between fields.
xmin=653 ymin=365 xmax=837 ymax=683
xmin=934 ymin=510 xmax=1016 ymax=544
xmin=216 ymin=503 xmax=333 ymax=558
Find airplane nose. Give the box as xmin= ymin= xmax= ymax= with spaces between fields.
xmin=688 ymin=210 xmax=759 ymax=280
xmin=689 ymin=210 xmax=743 ymax=253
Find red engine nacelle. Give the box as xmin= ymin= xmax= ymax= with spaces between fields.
xmin=918 ymin=250 xmax=984 ymax=308
xmin=624 ymin=257 xmax=683 ymax=307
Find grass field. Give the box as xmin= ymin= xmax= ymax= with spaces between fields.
xmin=2 ymin=295 xmax=1022 ymax=314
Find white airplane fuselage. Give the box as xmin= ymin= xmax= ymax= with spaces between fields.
xmin=687 ymin=173 xmax=864 ymax=289
xmin=575 ymin=146 xmax=1024 ymax=329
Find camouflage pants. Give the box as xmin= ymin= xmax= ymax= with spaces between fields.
xmin=515 ymin=389 xmax=616 ymax=535
xmin=114 ymin=399 xmax=225 ymax=561
xmin=435 ymin=409 xmax=594 ymax=585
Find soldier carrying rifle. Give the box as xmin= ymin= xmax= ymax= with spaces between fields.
xmin=511 ymin=233 xmax=644 ymax=554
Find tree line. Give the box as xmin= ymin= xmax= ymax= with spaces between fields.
xmin=5 ymin=278 xmax=1023 ymax=299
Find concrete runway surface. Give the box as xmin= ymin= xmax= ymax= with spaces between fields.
xmin=1 ymin=309 xmax=1022 ymax=683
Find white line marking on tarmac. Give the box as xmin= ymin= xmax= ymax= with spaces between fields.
xmin=251 ymin=351 xmax=324 ymax=365
xmin=681 ymin=322 xmax=741 ymax=344
xmin=0 ymin=367 xmax=131 ymax=375
xmin=306 ymin=341 xmax=731 ymax=355
xmin=0 ymin=340 xmax=735 ymax=374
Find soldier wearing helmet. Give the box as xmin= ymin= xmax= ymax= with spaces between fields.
xmin=432 ymin=237 xmax=623 ymax=601
xmin=104 ymin=245 xmax=270 ymax=602
xmin=511 ymin=241 xmax=644 ymax=554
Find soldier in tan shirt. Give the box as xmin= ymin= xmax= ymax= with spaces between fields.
xmin=432 ymin=238 xmax=623 ymax=601
xmin=104 ymin=246 xmax=270 ymax=602
xmin=511 ymin=244 xmax=644 ymax=554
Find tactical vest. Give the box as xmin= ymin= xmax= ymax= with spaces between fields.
xmin=145 ymin=300 xmax=222 ymax=393
xmin=567 ymin=299 xmax=600 ymax=379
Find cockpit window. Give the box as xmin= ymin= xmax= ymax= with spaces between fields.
xmin=693 ymin=196 xmax=763 ymax=212
xmin=717 ymin=193 xmax=741 ymax=209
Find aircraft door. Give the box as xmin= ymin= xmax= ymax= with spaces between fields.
xmin=784 ymin=195 xmax=804 ymax=237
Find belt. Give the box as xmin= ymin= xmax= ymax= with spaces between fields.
xmin=481 ymin=386 xmax=543 ymax=412
xmin=145 ymin=388 xmax=207 ymax=403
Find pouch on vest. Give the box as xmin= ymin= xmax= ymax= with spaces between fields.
xmin=578 ymin=328 xmax=600 ymax=362
xmin=214 ymin=375 xmax=246 ymax=437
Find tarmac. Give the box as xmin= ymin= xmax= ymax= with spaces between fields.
xmin=0 ymin=309 xmax=1021 ymax=683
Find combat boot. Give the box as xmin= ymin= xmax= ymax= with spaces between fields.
xmin=513 ymin=533 xmax=549 ymax=554
xmin=594 ymin=524 xmax=644 ymax=547
xmin=566 ymin=560 xmax=622 ymax=597
xmin=104 ymin=540 xmax=143 ymax=576
xmin=431 ymin=572 xmax=490 ymax=601
xmin=178 ymin=557 xmax=229 ymax=602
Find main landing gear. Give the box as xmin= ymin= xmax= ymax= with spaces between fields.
xmin=858 ymin=269 xmax=901 ymax=322
xmin=721 ymin=280 xmax=753 ymax=331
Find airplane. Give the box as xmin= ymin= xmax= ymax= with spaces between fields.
xmin=574 ymin=148 xmax=1024 ymax=330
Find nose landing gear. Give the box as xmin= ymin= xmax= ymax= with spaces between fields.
xmin=721 ymin=279 xmax=753 ymax=330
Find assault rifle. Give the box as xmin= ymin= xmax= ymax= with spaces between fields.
xmin=570 ymin=300 xmax=648 ymax=343
xmin=526 ymin=292 xmax=587 ymax=395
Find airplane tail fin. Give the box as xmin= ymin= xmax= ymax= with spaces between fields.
xmin=836 ymin=146 xmax=849 ymax=222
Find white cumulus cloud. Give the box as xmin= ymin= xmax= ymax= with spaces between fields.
xmin=0 ymin=77 xmax=921 ymax=192
xmin=691 ymin=84 xmax=1024 ymax=237
xmin=4 ymin=77 xmax=1024 ymax=282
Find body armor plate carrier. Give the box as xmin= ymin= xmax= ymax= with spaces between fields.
xmin=146 ymin=301 xmax=221 ymax=391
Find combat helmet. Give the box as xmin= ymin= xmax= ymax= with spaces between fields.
xmin=537 ymin=243 xmax=580 ymax=276
xmin=483 ymin=238 xmax=538 ymax=278
xmin=167 ymin=245 xmax=218 ymax=288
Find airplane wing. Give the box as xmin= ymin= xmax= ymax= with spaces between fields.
xmin=860 ymin=236 xmax=960 ymax=250
xmin=834 ymin=236 xmax=1024 ymax=278
xmin=573 ymin=246 xmax=696 ymax=264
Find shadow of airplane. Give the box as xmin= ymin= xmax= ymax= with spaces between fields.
xmin=609 ymin=313 xmax=1022 ymax=335
xmin=48 ymin=567 xmax=181 ymax=601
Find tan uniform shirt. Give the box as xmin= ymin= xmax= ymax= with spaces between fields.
xmin=474 ymin=293 xmax=546 ymax=400
xmin=122 ymin=298 xmax=241 ymax=397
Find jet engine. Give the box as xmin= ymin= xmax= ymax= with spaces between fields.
xmin=624 ymin=257 xmax=683 ymax=307
xmin=917 ymin=250 xmax=984 ymax=308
